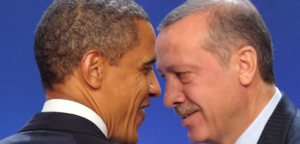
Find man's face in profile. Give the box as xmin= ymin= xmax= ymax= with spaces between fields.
xmin=156 ymin=13 xmax=245 ymax=143
xmin=99 ymin=20 xmax=161 ymax=143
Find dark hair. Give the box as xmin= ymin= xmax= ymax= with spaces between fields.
xmin=158 ymin=0 xmax=275 ymax=84
xmin=34 ymin=0 xmax=149 ymax=89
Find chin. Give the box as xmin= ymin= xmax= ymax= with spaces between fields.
xmin=188 ymin=134 xmax=203 ymax=143
xmin=187 ymin=127 xmax=210 ymax=143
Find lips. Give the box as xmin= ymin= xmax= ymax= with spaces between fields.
xmin=138 ymin=107 xmax=146 ymax=114
xmin=181 ymin=110 xmax=198 ymax=119
xmin=139 ymin=103 xmax=150 ymax=111
xmin=136 ymin=104 xmax=149 ymax=126
xmin=138 ymin=103 xmax=150 ymax=117
xmin=140 ymin=107 xmax=145 ymax=113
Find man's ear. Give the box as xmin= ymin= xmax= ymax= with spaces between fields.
xmin=80 ymin=49 xmax=104 ymax=89
xmin=236 ymin=46 xmax=258 ymax=86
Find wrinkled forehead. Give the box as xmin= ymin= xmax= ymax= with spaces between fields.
xmin=156 ymin=12 xmax=211 ymax=53
xmin=155 ymin=12 xmax=213 ymax=71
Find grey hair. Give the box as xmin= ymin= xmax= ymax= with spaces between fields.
xmin=158 ymin=0 xmax=275 ymax=84
xmin=158 ymin=0 xmax=217 ymax=31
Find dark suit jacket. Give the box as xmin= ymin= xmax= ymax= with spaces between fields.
xmin=258 ymin=93 xmax=300 ymax=144
xmin=0 ymin=112 xmax=109 ymax=144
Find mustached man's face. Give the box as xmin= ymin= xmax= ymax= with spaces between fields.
xmin=156 ymin=13 xmax=246 ymax=143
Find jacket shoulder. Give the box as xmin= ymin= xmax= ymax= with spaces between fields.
xmin=0 ymin=130 xmax=109 ymax=144
xmin=0 ymin=130 xmax=76 ymax=144
xmin=287 ymin=109 xmax=300 ymax=143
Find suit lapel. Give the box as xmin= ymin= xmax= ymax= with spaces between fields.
xmin=257 ymin=94 xmax=297 ymax=144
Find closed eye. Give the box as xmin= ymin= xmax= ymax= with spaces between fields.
xmin=142 ymin=66 xmax=153 ymax=74
xmin=141 ymin=57 xmax=156 ymax=75
xmin=175 ymin=72 xmax=192 ymax=84
xmin=175 ymin=72 xmax=186 ymax=78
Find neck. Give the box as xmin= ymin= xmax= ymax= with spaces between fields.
xmin=45 ymin=74 xmax=104 ymax=120
xmin=246 ymin=80 xmax=276 ymax=125
xmin=220 ymin=80 xmax=276 ymax=144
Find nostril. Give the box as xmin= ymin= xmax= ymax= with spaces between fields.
xmin=149 ymin=93 xmax=155 ymax=97
xmin=149 ymin=91 xmax=160 ymax=98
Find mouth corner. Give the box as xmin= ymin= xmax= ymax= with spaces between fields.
xmin=140 ymin=102 xmax=151 ymax=109
xmin=179 ymin=110 xmax=199 ymax=119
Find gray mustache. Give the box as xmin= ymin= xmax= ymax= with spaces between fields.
xmin=175 ymin=104 xmax=200 ymax=116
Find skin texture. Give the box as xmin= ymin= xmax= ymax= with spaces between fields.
xmin=156 ymin=11 xmax=275 ymax=144
xmin=98 ymin=20 xmax=161 ymax=143
xmin=46 ymin=19 xmax=161 ymax=144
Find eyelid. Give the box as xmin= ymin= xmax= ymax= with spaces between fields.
xmin=142 ymin=66 xmax=153 ymax=74
xmin=145 ymin=67 xmax=152 ymax=71
xmin=175 ymin=72 xmax=186 ymax=77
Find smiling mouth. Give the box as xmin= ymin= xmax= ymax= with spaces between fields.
xmin=139 ymin=107 xmax=146 ymax=113
xmin=175 ymin=104 xmax=200 ymax=119
xmin=181 ymin=110 xmax=198 ymax=119
xmin=139 ymin=104 xmax=150 ymax=112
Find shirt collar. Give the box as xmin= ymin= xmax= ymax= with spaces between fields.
xmin=41 ymin=99 xmax=108 ymax=138
xmin=235 ymin=87 xmax=282 ymax=144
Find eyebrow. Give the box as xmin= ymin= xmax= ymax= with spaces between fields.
xmin=156 ymin=64 xmax=198 ymax=76
xmin=142 ymin=57 xmax=156 ymax=66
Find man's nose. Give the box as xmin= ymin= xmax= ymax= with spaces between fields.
xmin=148 ymin=71 xmax=161 ymax=98
xmin=163 ymin=77 xmax=185 ymax=108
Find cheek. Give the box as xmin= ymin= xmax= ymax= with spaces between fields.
xmin=118 ymin=74 xmax=147 ymax=95
xmin=129 ymin=75 xmax=149 ymax=100
xmin=182 ymin=77 xmax=216 ymax=105
xmin=122 ymin=78 xmax=149 ymax=142
xmin=182 ymin=75 xmax=229 ymax=116
xmin=108 ymin=75 xmax=147 ymax=114
xmin=121 ymin=75 xmax=149 ymax=114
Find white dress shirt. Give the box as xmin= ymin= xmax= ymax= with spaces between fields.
xmin=41 ymin=99 xmax=108 ymax=138
xmin=235 ymin=87 xmax=282 ymax=144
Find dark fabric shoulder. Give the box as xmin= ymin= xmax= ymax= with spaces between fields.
xmin=258 ymin=94 xmax=297 ymax=144
xmin=0 ymin=112 xmax=110 ymax=144
xmin=286 ymin=109 xmax=300 ymax=144
xmin=0 ymin=130 xmax=110 ymax=144
xmin=0 ymin=130 xmax=77 ymax=144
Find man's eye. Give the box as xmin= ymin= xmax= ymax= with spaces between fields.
xmin=175 ymin=72 xmax=186 ymax=78
xmin=142 ymin=67 xmax=153 ymax=74
xmin=175 ymin=72 xmax=191 ymax=84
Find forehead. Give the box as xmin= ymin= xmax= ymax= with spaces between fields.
xmin=119 ymin=20 xmax=156 ymax=66
xmin=157 ymin=12 xmax=211 ymax=51
xmin=135 ymin=19 xmax=156 ymax=52
xmin=156 ymin=12 xmax=211 ymax=69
